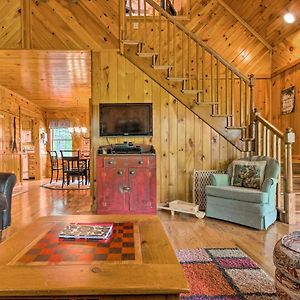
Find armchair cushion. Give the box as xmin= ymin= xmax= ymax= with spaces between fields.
xmin=206 ymin=185 xmax=269 ymax=204
xmin=231 ymin=160 xmax=266 ymax=189
xmin=210 ymin=174 xmax=230 ymax=186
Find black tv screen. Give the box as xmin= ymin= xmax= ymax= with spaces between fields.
xmin=99 ymin=103 xmax=153 ymax=136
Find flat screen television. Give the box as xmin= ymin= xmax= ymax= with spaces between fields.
xmin=99 ymin=103 xmax=153 ymax=136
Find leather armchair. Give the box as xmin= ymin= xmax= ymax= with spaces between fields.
xmin=0 ymin=173 xmax=16 ymax=230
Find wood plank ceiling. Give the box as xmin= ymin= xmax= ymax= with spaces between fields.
xmin=0 ymin=50 xmax=91 ymax=109
xmin=0 ymin=0 xmax=299 ymax=109
xmin=222 ymin=0 xmax=300 ymax=46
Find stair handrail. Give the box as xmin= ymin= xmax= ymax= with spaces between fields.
xmin=138 ymin=0 xmax=250 ymax=84
xmin=255 ymin=112 xmax=284 ymax=139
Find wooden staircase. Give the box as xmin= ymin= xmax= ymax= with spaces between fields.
xmin=120 ymin=0 xmax=256 ymax=152
xmin=119 ymin=0 xmax=297 ymax=224
xmin=123 ymin=43 xmax=245 ymax=150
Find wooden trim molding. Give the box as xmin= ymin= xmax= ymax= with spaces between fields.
xmin=217 ymin=0 xmax=272 ymax=51
xmin=272 ymin=58 xmax=300 ymax=78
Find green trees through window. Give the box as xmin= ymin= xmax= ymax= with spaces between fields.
xmin=51 ymin=128 xmax=72 ymax=153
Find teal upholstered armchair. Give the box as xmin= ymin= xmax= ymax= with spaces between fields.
xmin=205 ymin=156 xmax=280 ymax=230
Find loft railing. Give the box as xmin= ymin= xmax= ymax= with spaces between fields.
xmin=254 ymin=111 xmax=296 ymax=224
xmin=120 ymin=0 xmax=296 ymax=223
xmin=120 ymin=0 xmax=255 ymax=134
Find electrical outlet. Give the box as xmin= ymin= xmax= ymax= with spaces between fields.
xmin=133 ymin=22 xmax=139 ymax=29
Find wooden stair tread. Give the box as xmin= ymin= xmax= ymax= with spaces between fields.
xmin=167 ymin=77 xmax=188 ymax=81
xmin=137 ymin=52 xmax=158 ymax=57
xmin=151 ymin=65 xmax=173 ymax=70
xmin=181 ymin=89 xmax=203 ymax=94
xmin=211 ymin=114 xmax=232 ymax=117
xmin=122 ymin=40 xmax=140 ymax=45
xmin=195 ymin=102 xmax=219 ymax=105
xmin=226 ymin=126 xmax=247 ymax=129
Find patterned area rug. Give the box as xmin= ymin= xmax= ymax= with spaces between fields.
xmin=177 ymin=248 xmax=278 ymax=300
xmin=41 ymin=180 xmax=90 ymax=190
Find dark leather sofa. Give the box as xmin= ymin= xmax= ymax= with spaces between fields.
xmin=0 ymin=173 xmax=16 ymax=231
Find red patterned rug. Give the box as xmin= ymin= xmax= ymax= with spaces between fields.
xmin=177 ymin=248 xmax=278 ymax=300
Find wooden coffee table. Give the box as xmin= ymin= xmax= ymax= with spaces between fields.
xmin=0 ymin=215 xmax=188 ymax=299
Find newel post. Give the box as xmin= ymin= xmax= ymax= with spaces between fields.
xmin=284 ymin=128 xmax=296 ymax=224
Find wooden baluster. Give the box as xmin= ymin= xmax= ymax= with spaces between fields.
xmin=167 ymin=19 xmax=170 ymax=66
xmin=249 ymin=74 xmax=255 ymax=140
xmin=158 ymin=11 xmax=161 ymax=65
xmin=243 ymin=81 xmax=250 ymax=129
xmin=225 ymin=67 xmax=229 ymax=116
xmin=284 ymin=128 xmax=296 ymax=224
xmin=143 ymin=0 xmax=147 ymax=45
xmin=277 ymin=137 xmax=283 ymax=211
xmin=211 ymin=55 xmax=214 ymax=114
xmin=273 ymin=134 xmax=277 ymax=159
xmin=262 ymin=126 xmax=267 ymax=156
xmin=231 ymin=71 xmax=235 ymax=127
xmin=137 ymin=0 xmax=141 ymax=41
xmin=196 ymin=44 xmax=199 ymax=91
xmin=239 ymin=78 xmax=243 ymax=127
xmin=256 ymin=121 xmax=261 ymax=155
xmin=216 ymin=59 xmax=220 ymax=114
xmin=202 ymin=47 xmax=205 ymax=103
xmin=188 ymin=38 xmax=191 ymax=90
xmin=173 ymin=24 xmax=176 ymax=77
xmin=181 ymin=30 xmax=184 ymax=79
xmin=129 ymin=0 xmax=133 ymax=39
xmin=266 ymin=128 xmax=270 ymax=156
xmin=152 ymin=3 xmax=156 ymax=54
xmin=119 ymin=0 xmax=126 ymax=54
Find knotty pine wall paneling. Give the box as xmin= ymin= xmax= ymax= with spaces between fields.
xmin=0 ymin=85 xmax=46 ymax=183
xmin=271 ymin=65 xmax=300 ymax=157
xmin=187 ymin=0 xmax=272 ymax=78
xmin=91 ymin=51 xmax=242 ymax=207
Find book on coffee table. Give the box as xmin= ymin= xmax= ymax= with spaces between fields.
xmin=59 ymin=223 xmax=113 ymax=240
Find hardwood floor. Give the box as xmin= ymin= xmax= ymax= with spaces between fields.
xmin=5 ymin=179 xmax=300 ymax=279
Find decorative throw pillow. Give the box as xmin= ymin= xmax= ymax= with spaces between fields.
xmin=231 ymin=160 xmax=267 ymax=189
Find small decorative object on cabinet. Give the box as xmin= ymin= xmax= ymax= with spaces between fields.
xmin=96 ymin=144 xmax=156 ymax=214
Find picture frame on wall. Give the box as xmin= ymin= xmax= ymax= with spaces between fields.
xmin=281 ymin=86 xmax=295 ymax=115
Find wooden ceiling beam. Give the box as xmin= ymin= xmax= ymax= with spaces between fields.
xmin=217 ymin=0 xmax=273 ymax=51
xmin=21 ymin=0 xmax=32 ymax=49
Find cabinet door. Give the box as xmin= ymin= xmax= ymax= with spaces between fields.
xmin=128 ymin=168 xmax=156 ymax=213
xmin=98 ymin=167 xmax=129 ymax=213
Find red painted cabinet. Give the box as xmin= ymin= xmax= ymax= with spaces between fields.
xmin=96 ymin=154 xmax=156 ymax=214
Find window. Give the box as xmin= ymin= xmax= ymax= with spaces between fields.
xmin=51 ymin=128 xmax=72 ymax=153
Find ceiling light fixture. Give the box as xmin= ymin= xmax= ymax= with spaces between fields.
xmin=68 ymin=97 xmax=87 ymax=136
xmin=284 ymin=13 xmax=295 ymax=24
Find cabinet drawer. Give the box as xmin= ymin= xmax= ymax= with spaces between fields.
xmin=102 ymin=156 xmax=155 ymax=168
xmin=103 ymin=157 xmax=127 ymax=168
xmin=127 ymin=157 xmax=149 ymax=167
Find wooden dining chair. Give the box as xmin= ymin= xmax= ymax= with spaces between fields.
xmin=80 ymin=151 xmax=90 ymax=184
xmin=60 ymin=150 xmax=86 ymax=188
xmin=47 ymin=151 xmax=62 ymax=184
